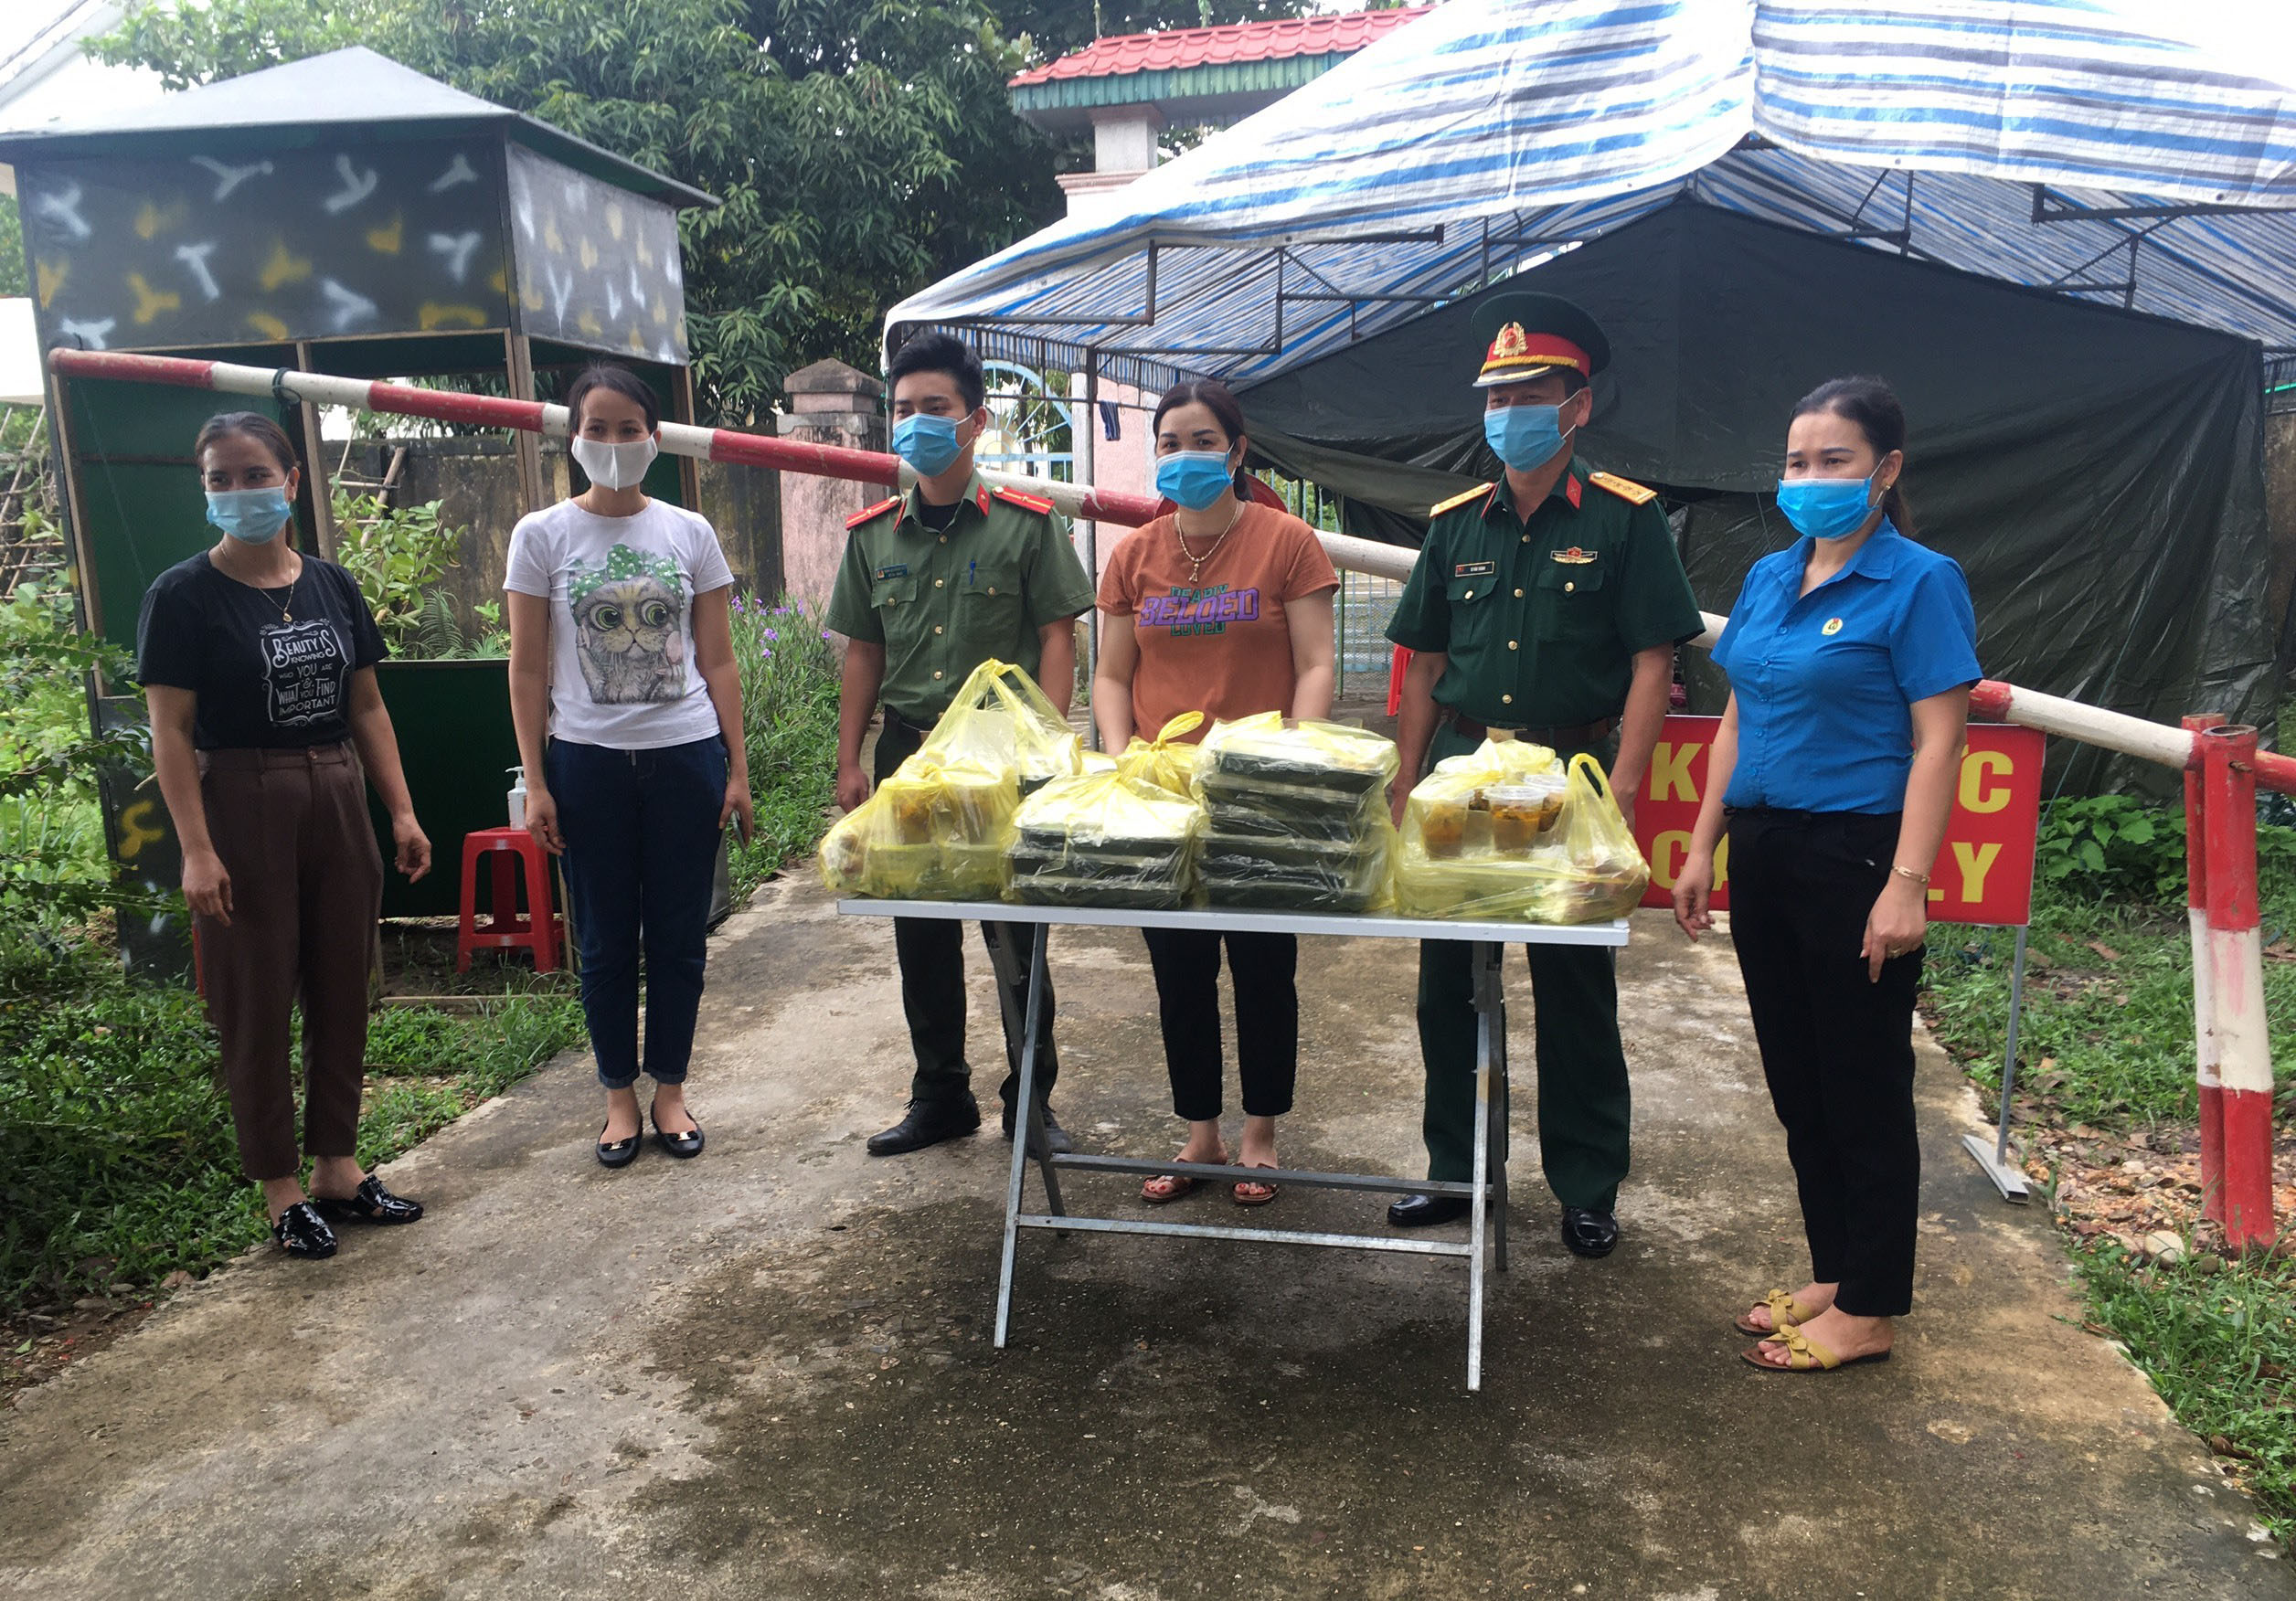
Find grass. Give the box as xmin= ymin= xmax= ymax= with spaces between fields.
xmin=1918 ymin=802 xmax=2296 ymax=1538
xmin=728 ymin=594 xmax=839 ymax=899
xmin=2074 ymin=1241 xmax=2296 ymax=1541
xmin=0 ymin=939 xmax=583 ymax=1312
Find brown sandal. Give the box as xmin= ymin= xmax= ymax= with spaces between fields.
xmin=1142 ymin=1172 xmax=1200 ymax=1204
xmin=1232 ymin=1168 xmax=1278 ymax=1207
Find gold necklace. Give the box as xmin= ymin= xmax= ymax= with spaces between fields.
xmin=1175 ymin=499 xmax=1245 ymax=586
xmin=261 ymin=562 xmax=300 ymax=623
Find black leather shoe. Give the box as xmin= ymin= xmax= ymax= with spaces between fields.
xmin=867 ymin=1096 xmax=982 ymax=1157
xmin=1001 ymin=1103 xmax=1073 ymax=1155
xmin=1387 ymin=1193 xmax=1471 ymax=1228
xmin=1562 ymin=1206 xmax=1620 ymax=1257
xmin=597 ymin=1124 xmax=642 ymax=1169
xmin=312 ymin=1175 xmax=423 ymax=1225
xmin=271 ymin=1202 xmax=337 ymax=1259
xmin=652 ymin=1107 xmax=705 ymax=1160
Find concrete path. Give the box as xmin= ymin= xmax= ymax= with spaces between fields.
xmin=1 ymin=878 xmax=2285 ymax=1600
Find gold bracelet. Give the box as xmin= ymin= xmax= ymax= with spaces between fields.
xmin=1890 ymin=864 xmax=1930 ymax=885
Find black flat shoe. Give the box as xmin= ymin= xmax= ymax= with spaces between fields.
xmin=1562 ymin=1205 xmax=1620 ymax=1258
xmin=1387 ymin=1193 xmax=1471 ymax=1228
xmin=271 ymin=1202 xmax=337 ymax=1259
xmin=597 ymin=1124 xmax=642 ymax=1168
xmin=311 ymin=1175 xmax=423 ymax=1225
xmin=1001 ymin=1102 xmax=1073 ymax=1155
xmin=652 ymin=1107 xmax=704 ymax=1160
xmin=867 ymin=1096 xmax=982 ymax=1157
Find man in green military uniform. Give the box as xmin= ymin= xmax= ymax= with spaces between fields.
xmin=1384 ymin=293 xmax=1704 ymax=1256
xmin=825 ymin=331 xmax=1098 ymax=1158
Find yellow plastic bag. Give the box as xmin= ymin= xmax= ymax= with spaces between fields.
xmin=817 ymin=754 xmax=1017 ymax=900
xmin=1114 ymin=711 xmax=1204 ymax=798
xmin=817 ymin=658 xmax=1080 ymax=901
xmin=1395 ymin=748 xmax=1647 ymax=924
xmin=918 ymin=657 xmax=1082 ymax=796
xmin=1008 ymin=769 xmax=1206 ymax=910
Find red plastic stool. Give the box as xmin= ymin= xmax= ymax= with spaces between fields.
xmin=456 ymin=827 xmax=561 ymax=972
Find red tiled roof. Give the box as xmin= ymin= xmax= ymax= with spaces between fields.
xmin=1009 ymin=7 xmax=1431 ymax=87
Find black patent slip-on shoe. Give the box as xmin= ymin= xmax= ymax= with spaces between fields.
xmin=1387 ymin=1193 xmax=1471 ymax=1228
xmin=312 ymin=1175 xmax=424 ymax=1225
xmin=652 ymin=1107 xmax=705 ymax=1160
xmin=1001 ymin=1103 xmax=1073 ymax=1155
xmin=1562 ymin=1205 xmax=1620 ymax=1258
xmin=597 ymin=1124 xmax=642 ymax=1169
xmin=271 ymin=1202 xmax=337 ymax=1259
xmin=866 ymin=1097 xmax=982 ymax=1157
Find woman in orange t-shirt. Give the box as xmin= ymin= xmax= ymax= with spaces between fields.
xmin=1094 ymin=378 xmax=1339 ymax=1207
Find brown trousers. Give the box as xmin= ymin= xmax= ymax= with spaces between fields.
xmin=193 ymin=744 xmax=383 ymax=1181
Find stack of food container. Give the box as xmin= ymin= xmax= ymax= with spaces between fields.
xmin=1190 ymin=714 xmax=1399 ymax=912
xmin=1007 ymin=770 xmax=1206 ymax=909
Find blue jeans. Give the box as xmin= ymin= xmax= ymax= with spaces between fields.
xmin=547 ymin=735 xmax=728 ymax=1089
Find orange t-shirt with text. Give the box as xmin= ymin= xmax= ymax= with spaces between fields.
xmin=1097 ymin=504 xmax=1340 ymax=740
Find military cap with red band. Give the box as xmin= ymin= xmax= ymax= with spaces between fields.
xmin=1467 ymin=292 xmax=1610 ymax=388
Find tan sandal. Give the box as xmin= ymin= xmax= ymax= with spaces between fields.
xmin=1741 ymin=1324 xmax=1892 ymax=1373
xmin=1733 ymin=1288 xmax=1821 ymax=1338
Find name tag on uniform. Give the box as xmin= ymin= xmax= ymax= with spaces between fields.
xmin=874 ymin=563 xmax=909 ymax=580
xmin=1452 ymin=560 xmax=1496 ymax=578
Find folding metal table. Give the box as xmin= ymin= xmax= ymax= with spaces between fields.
xmin=835 ymin=899 xmax=1629 ymax=1390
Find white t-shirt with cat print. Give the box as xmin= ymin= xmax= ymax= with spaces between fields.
xmin=505 ymin=498 xmax=735 ymax=750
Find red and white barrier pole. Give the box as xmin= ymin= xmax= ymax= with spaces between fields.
xmin=2202 ymin=725 xmax=2276 ymax=1248
xmin=45 ymin=347 xmax=1166 ymax=529
xmin=44 ymin=346 xmax=1429 ymax=580
xmin=2184 ymin=714 xmax=2227 ymax=1224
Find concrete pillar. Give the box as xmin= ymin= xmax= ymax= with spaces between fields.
xmin=777 ymin=358 xmax=886 ymax=613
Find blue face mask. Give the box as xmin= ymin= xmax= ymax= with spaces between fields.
xmin=892 ymin=412 xmax=967 ymax=478
xmin=1155 ymin=450 xmax=1236 ymax=511
xmin=1775 ymin=472 xmax=1878 ymax=542
xmin=1483 ymin=402 xmax=1572 ymax=472
xmin=206 ymin=486 xmax=292 ymax=545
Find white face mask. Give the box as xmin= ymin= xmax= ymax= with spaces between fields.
xmin=570 ymin=434 xmax=659 ymax=490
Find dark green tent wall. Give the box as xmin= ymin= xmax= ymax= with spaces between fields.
xmin=1238 ymin=204 xmax=2273 ymax=792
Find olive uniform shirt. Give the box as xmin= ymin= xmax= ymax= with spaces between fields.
xmin=1385 ymin=461 xmax=1704 ymax=727
xmin=824 ymin=473 xmax=1098 ymax=721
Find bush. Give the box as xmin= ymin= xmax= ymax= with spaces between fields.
xmin=728 ymin=595 xmax=840 ymax=896
xmin=330 ymin=491 xmax=470 ymax=654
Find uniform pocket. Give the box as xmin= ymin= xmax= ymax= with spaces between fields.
xmin=959 ymin=562 xmax=1024 ymax=628
xmin=1444 ymin=575 xmax=1496 ymax=648
xmin=1535 ymin=558 xmax=1609 ymax=638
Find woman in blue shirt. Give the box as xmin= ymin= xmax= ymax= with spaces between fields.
xmin=1672 ymin=376 xmax=1980 ymax=1373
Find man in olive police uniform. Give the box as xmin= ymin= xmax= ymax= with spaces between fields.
xmin=1384 ymin=293 xmax=1704 ymax=1256
xmin=826 ymin=332 xmax=1098 ymax=1158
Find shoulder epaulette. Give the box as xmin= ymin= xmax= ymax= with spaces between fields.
xmin=1428 ymin=482 xmax=1493 ymax=518
xmin=845 ymin=495 xmax=902 ymax=530
xmin=1588 ymin=471 xmax=1656 ymax=506
xmin=991 ymin=485 xmax=1056 ymax=515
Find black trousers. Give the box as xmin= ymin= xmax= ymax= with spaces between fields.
xmin=1141 ymin=928 xmax=1298 ymax=1120
xmin=874 ymin=710 xmax=1058 ymax=1109
xmin=1727 ymin=808 xmax=1923 ymax=1318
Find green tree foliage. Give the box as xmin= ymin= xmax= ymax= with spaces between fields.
xmin=90 ymin=0 xmax=1065 ymax=423
xmin=992 ymin=1 xmax=1318 ymax=58
xmin=0 ymin=195 xmax=25 ymax=299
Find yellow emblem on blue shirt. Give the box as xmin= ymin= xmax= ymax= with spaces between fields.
xmin=1822 ymin=617 xmax=1844 ymax=636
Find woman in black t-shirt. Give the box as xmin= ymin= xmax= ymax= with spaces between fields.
xmin=137 ymin=412 xmax=434 ymax=1260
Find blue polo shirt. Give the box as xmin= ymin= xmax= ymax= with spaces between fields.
xmin=1712 ymin=523 xmax=1980 ymax=814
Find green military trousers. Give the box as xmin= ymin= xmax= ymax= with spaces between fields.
xmin=1413 ymin=723 xmax=1631 ymax=1209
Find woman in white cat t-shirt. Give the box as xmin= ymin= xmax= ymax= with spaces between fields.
xmin=506 ymin=365 xmax=752 ymax=1169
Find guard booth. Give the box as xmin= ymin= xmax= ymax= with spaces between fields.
xmin=0 ymin=47 xmax=718 ymax=969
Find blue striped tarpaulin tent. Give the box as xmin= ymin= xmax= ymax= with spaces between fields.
xmin=887 ymin=0 xmax=2296 ymax=392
